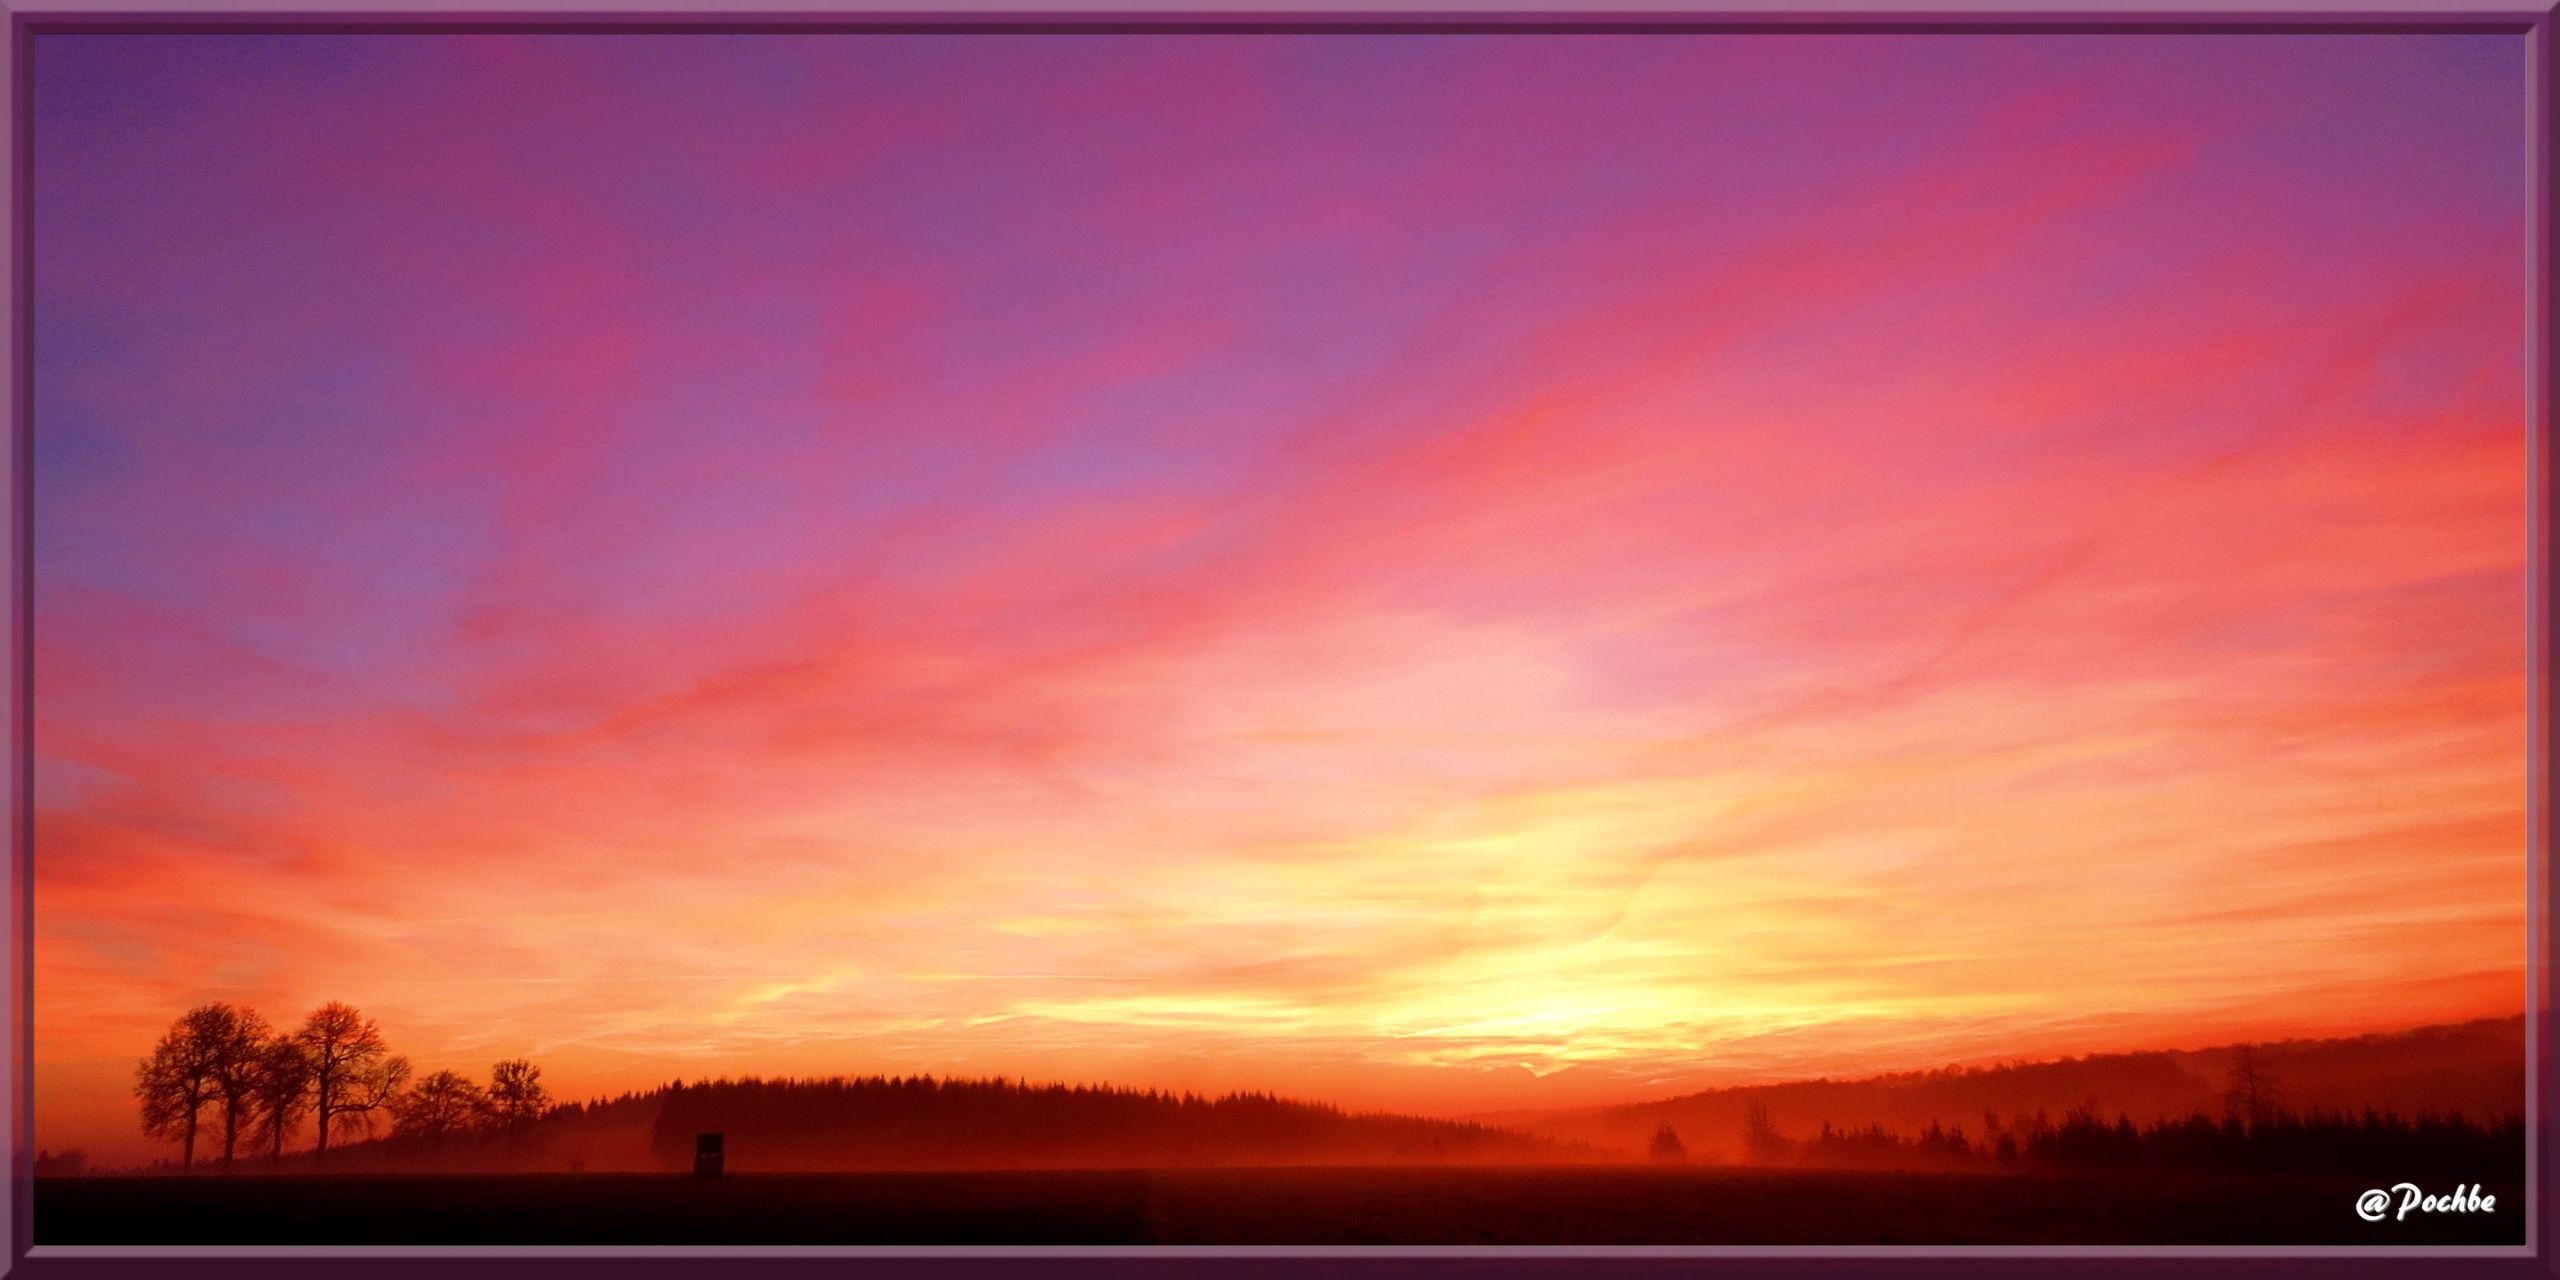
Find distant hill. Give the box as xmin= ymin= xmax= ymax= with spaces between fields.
xmin=135 ymin=1017 xmax=2524 ymax=1174
xmin=1472 ymin=1016 xmax=2527 ymax=1162
xmin=262 ymin=1075 xmax=1586 ymax=1174
xmin=648 ymin=1077 xmax=1587 ymax=1171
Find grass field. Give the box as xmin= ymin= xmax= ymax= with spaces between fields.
xmin=36 ymin=1166 xmax=2527 ymax=1246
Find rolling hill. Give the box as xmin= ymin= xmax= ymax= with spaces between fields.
xmin=1472 ymin=1015 xmax=2527 ymax=1161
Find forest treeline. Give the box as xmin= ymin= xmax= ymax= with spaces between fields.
xmin=92 ymin=1005 xmax=2523 ymax=1178
xmin=1683 ymin=1045 xmax=2526 ymax=1178
xmin=1491 ymin=1016 xmax=2527 ymax=1162
xmin=127 ymin=1001 xmax=550 ymax=1170
xmin=1702 ymin=1101 xmax=2526 ymax=1177
xmin=646 ymin=1075 xmax=1585 ymax=1170
xmin=109 ymin=1003 xmax=1580 ymax=1174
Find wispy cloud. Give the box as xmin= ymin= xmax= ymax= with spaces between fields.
xmin=31 ymin=32 xmax=2529 ymax=1163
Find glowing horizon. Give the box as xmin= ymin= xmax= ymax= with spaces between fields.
xmin=33 ymin=32 xmax=2533 ymax=1165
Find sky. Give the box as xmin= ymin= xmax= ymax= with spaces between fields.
xmin=32 ymin=33 xmax=2535 ymax=1166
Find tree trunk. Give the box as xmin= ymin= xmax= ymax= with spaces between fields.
xmin=221 ymin=1104 xmax=240 ymax=1168
xmin=271 ymin=1118 xmax=286 ymax=1166
xmin=181 ymin=1107 xmax=198 ymax=1171
xmin=314 ymin=1077 xmax=332 ymax=1167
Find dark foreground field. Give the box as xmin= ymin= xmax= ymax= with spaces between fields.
xmin=39 ymin=1166 xmax=2526 ymax=1246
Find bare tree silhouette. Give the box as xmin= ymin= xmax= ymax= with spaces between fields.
xmin=134 ymin=1005 xmax=237 ymax=1169
xmin=1741 ymin=1098 xmax=1789 ymax=1162
xmin=250 ymin=1034 xmax=315 ymax=1165
xmin=393 ymin=1070 xmax=489 ymax=1167
xmin=2223 ymin=1044 xmax=2282 ymax=1132
xmin=487 ymin=1059 xmax=551 ymax=1171
xmin=295 ymin=1003 xmax=410 ymax=1166
xmin=1649 ymin=1121 xmax=1688 ymax=1163
xmin=205 ymin=1006 xmax=274 ymax=1170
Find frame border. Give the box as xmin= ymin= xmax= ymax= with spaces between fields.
xmin=3 ymin=6 xmax=2550 ymax=1276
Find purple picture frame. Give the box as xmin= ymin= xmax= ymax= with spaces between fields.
xmin=3 ymin=3 xmax=2549 ymax=1275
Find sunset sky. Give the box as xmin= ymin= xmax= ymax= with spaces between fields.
xmin=33 ymin=33 xmax=2534 ymax=1165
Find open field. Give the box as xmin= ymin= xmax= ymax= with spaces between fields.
xmin=38 ymin=1166 xmax=2527 ymax=1246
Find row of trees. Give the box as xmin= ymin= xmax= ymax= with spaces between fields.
xmin=644 ymin=1075 xmax=1578 ymax=1169
xmin=1675 ymin=1048 xmax=2523 ymax=1176
xmin=1715 ymin=1044 xmax=2279 ymax=1166
xmin=1753 ymin=1103 xmax=2527 ymax=1176
xmin=135 ymin=1001 xmax=549 ymax=1170
xmin=1722 ymin=1065 xmax=2522 ymax=1176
